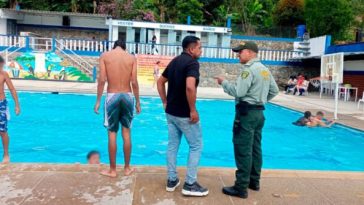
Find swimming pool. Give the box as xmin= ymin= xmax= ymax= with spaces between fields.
xmin=4 ymin=92 xmax=364 ymax=171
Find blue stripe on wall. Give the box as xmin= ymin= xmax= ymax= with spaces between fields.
xmin=231 ymin=35 xmax=300 ymax=43
xmin=327 ymin=42 xmax=364 ymax=54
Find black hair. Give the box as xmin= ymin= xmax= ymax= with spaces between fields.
xmin=0 ymin=56 xmax=4 ymax=63
xmin=289 ymin=75 xmax=296 ymax=80
xmin=87 ymin=150 xmax=100 ymax=160
xmin=113 ymin=39 xmax=126 ymax=50
xmin=304 ymin=111 xmax=312 ymax=118
xmin=182 ymin=36 xmax=200 ymax=50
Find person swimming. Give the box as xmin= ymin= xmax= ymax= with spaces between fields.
xmin=307 ymin=111 xmax=335 ymax=128
xmin=293 ymin=111 xmax=312 ymax=126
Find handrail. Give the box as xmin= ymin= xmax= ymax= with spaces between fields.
xmin=55 ymin=39 xmax=94 ymax=74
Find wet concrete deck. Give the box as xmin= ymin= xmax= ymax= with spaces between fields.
xmin=1 ymin=164 xmax=364 ymax=205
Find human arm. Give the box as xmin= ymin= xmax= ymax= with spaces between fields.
xmin=186 ymin=62 xmax=199 ymax=123
xmin=157 ymin=76 xmax=168 ymax=110
xmin=216 ymin=69 xmax=252 ymax=98
xmin=94 ymin=56 xmax=106 ymax=114
xmin=267 ymin=74 xmax=279 ymax=101
xmin=131 ymin=57 xmax=141 ymax=114
xmin=186 ymin=77 xmax=199 ymax=123
xmin=5 ymin=72 xmax=20 ymax=115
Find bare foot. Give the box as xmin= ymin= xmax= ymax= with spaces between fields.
xmin=100 ymin=169 xmax=117 ymax=178
xmin=124 ymin=167 xmax=135 ymax=176
xmin=2 ymin=155 xmax=9 ymax=164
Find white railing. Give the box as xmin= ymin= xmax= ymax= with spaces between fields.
xmin=55 ymin=39 xmax=94 ymax=75
xmin=0 ymin=35 xmax=26 ymax=48
xmin=28 ymin=37 xmax=53 ymax=51
xmin=1 ymin=35 xmax=303 ymax=62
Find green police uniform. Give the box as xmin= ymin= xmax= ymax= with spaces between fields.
xmin=222 ymin=42 xmax=279 ymax=192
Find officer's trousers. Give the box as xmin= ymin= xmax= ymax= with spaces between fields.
xmin=233 ymin=109 xmax=265 ymax=191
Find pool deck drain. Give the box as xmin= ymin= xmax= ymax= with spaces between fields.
xmin=1 ymin=164 xmax=364 ymax=205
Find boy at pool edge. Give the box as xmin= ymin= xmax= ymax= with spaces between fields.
xmin=0 ymin=56 xmax=21 ymax=164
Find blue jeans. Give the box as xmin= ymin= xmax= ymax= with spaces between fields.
xmin=166 ymin=113 xmax=202 ymax=184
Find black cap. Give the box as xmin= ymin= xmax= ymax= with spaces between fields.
xmin=232 ymin=41 xmax=259 ymax=53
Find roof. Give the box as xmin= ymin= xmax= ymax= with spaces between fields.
xmin=0 ymin=8 xmax=107 ymax=18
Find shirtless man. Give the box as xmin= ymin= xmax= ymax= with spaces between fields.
xmin=0 ymin=56 xmax=20 ymax=163
xmin=94 ymin=40 xmax=141 ymax=177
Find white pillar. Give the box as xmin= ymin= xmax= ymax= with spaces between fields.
xmin=126 ymin=27 xmax=135 ymax=42
xmin=0 ymin=19 xmax=7 ymax=35
xmin=208 ymin=33 xmax=218 ymax=46
xmin=140 ymin=28 xmax=147 ymax=43
xmin=195 ymin=32 xmax=201 ymax=39
xmin=221 ymin=34 xmax=231 ymax=47
xmin=108 ymin=18 xmax=113 ymax=41
xmin=168 ymin=30 xmax=177 ymax=44
xmin=112 ymin=25 xmax=118 ymax=42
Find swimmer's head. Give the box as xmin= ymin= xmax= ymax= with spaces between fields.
xmin=113 ymin=39 xmax=126 ymax=50
xmin=316 ymin=111 xmax=324 ymax=120
xmin=304 ymin=111 xmax=312 ymax=119
xmin=87 ymin=150 xmax=100 ymax=165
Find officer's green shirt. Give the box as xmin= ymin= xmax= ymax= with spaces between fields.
xmin=222 ymin=58 xmax=279 ymax=105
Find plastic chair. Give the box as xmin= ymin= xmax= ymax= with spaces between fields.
xmin=358 ymin=92 xmax=364 ymax=110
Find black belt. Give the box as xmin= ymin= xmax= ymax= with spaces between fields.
xmin=236 ymin=101 xmax=265 ymax=115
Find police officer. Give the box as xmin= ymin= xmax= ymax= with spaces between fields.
xmin=215 ymin=41 xmax=279 ymax=199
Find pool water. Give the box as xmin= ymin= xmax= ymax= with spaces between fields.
xmin=3 ymin=92 xmax=364 ymax=171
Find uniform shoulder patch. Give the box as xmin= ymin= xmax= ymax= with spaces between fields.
xmin=260 ymin=70 xmax=270 ymax=80
xmin=241 ymin=71 xmax=250 ymax=79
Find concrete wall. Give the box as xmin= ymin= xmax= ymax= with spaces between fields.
xmin=16 ymin=13 xmax=106 ymax=29
xmin=231 ymin=39 xmax=293 ymax=50
xmin=0 ymin=19 xmax=6 ymax=35
xmin=17 ymin=26 xmax=108 ymax=40
xmin=199 ymin=62 xmax=319 ymax=88
xmin=344 ymin=60 xmax=364 ymax=71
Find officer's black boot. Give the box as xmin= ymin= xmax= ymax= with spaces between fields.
xmin=222 ymin=186 xmax=248 ymax=198
xmin=248 ymin=182 xmax=260 ymax=191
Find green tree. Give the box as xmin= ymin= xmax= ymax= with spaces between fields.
xmin=274 ymin=0 xmax=304 ymax=27
xmin=0 ymin=0 xmax=8 ymax=8
xmin=350 ymin=0 xmax=364 ymax=29
xmin=305 ymin=0 xmax=354 ymax=41
xmin=176 ymin=0 xmax=204 ymax=24
xmin=231 ymin=0 xmax=267 ymax=34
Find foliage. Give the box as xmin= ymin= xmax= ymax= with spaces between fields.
xmin=231 ymin=0 xmax=267 ymax=35
xmin=274 ymin=0 xmax=304 ymax=27
xmin=2 ymin=0 xmax=363 ymax=39
xmin=176 ymin=0 xmax=204 ymax=24
xmin=305 ymin=0 xmax=354 ymax=41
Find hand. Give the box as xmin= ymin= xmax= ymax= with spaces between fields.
xmin=214 ymin=76 xmax=225 ymax=85
xmin=163 ymin=102 xmax=167 ymax=110
xmin=190 ymin=110 xmax=199 ymax=124
xmin=135 ymin=102 xmax=141 ymax=114
xmin=94 ymin=101 xmax=100 ymax=114
xmin=15 ymin=106 xmax=20 ymax=115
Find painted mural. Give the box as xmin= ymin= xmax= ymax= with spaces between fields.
xmin=136 ymin=54 xmax=173 ymax=86
xmin=5 ymin=52 xmax=92 ymax=82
